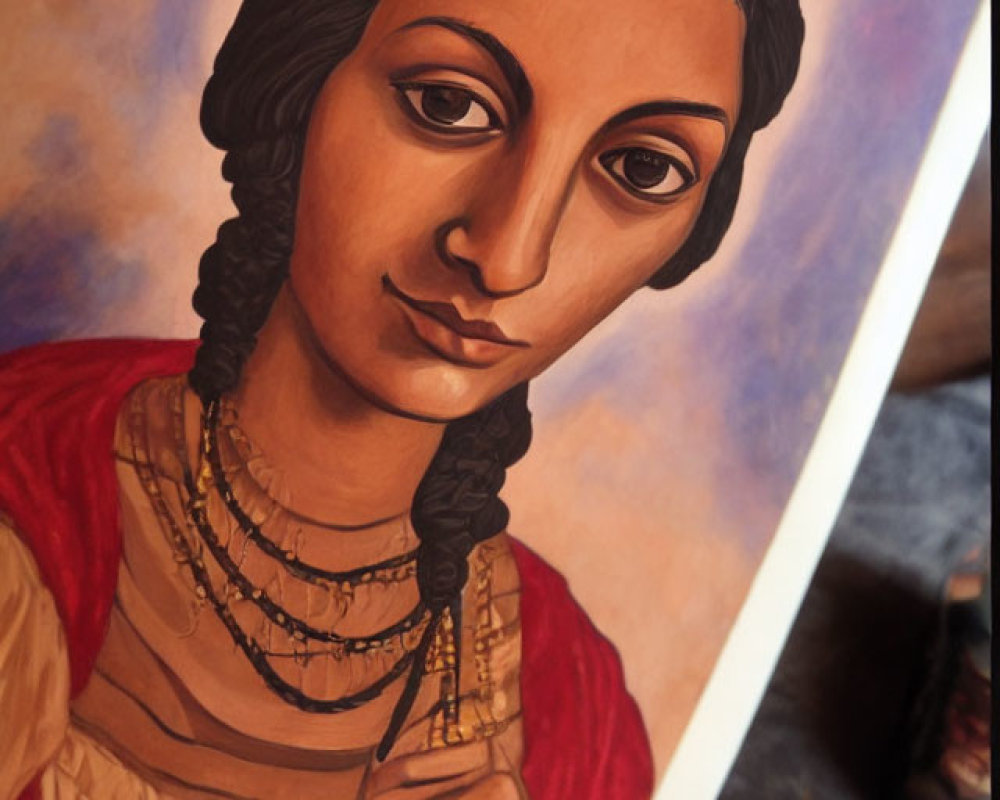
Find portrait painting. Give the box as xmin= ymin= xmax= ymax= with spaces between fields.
xmin=0 ymin=0 xmax=988 ymax=798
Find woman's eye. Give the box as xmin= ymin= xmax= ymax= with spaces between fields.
xmin=396 ymin=83 xmax=500 ymax=133
xmin=599 ymin=147 xmax=695 ymax=200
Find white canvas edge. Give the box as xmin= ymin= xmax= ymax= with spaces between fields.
xmin=656 ymin=4 xmax=992 ymax=798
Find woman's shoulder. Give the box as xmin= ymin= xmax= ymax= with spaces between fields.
xmin=0 ymin=338 xmax=197 ymax=401
xmin=502 ymin=534 xmax=655 ymax=799
xmin=0 ymin=337 xmax=200 ymax=699
xmin=0 ymin=517 xmax=71 ymax=799
xmin=502 ymin=535 xmax=610 ymax=646
xmin=0 ymin=338 xmax=198 ymax=460
xmin=502 ymin=534 xmax=634 ymax=686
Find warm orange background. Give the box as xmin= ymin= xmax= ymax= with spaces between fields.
xmin=0 ymin=0 xmax=980 ymax=777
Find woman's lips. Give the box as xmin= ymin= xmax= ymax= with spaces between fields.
xmin=382 ymin=275 xmax=529 ymax=367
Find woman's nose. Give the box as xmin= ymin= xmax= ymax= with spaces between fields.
xmin=436 ymin=139 xmax=576 ymax=298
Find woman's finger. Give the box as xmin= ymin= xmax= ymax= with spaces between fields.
xmin=364 ymin=740 xmax=491 ymax=797
xmin=371 ymin=772 xmax=523 ymax=800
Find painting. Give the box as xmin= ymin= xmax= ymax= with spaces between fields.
xmin=0 ymin=1 xmax=987 ymax=798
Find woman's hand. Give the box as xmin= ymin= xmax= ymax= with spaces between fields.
xmin=362 ymin=738 xmax=525 ymax=799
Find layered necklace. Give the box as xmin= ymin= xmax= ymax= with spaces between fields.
xmin=128 ymin=389 xmax=456 ymax=758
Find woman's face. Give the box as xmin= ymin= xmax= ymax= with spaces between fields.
xmin=290 ymin=0 xmax=744 ymax=420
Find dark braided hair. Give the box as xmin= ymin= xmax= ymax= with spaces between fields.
xmin=188 ymin=0 xmax=804 ymax=756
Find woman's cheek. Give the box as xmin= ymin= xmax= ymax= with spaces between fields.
xmin=522 ymin=217 xmax=695 ymax=359
xmin=553 ymin=182 xmax=683 ymax=290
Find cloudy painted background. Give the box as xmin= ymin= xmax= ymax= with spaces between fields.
xmin=0 ymin=0 xmax=981 ymax=776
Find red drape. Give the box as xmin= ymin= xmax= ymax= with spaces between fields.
xmin=0 ymin=339 xmax=653 ymax=799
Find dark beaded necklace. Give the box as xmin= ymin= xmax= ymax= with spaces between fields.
xmin=128 ymin=394 xmax=445 ymax=754
xmin=181 ymin=488 xmax=426 ymax=713
xmin=221 ymin=412 xmax=408 ymax=533
xmin=209 ymin=404 xmax=420 ymax=587
xmin=201 ymin=404 xmax=428 ymax=651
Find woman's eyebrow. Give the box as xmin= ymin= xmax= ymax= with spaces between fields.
xmin=601 ymin=101 xmax=731 ymax=135
xmin=398 ymin=16 xmax=534 ymax=118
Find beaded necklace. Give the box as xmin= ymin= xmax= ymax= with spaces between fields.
xmin=199 ymin=402 xmax=429 ymax=651
xmin=127 ymin=389 xmax=449 ymax=757
xmin=125 ymin=380 xmax=526 ymax=761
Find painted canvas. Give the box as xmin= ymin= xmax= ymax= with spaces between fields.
xmin=0 ymin=1 xmax=987 ymax=798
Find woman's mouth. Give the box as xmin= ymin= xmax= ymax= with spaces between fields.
xmin=382 ymin=274 xmax=529 ymax=367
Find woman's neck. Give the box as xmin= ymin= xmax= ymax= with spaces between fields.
xmin=231 ymin=286 xmax=446 ymax=527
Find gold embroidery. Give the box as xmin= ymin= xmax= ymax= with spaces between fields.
xmin=426 ymin=542 xmax=518 ymax=750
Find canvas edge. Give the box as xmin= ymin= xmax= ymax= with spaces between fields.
xmin=656 ymin=4 xmax=992 ymax=797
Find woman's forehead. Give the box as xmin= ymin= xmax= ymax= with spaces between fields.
xmin=363 ymin=0 xmax=745 ymax=125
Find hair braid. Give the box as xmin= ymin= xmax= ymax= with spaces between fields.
xmin=189 ymin=135 xmax=302 ymax=401
xmin=377 ymin=382 xmax=531 ymax=758
xmin=412 ymin=383 xmax=532 ymax=613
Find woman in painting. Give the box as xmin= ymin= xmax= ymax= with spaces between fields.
xmin=0 ymin=0 xmax=803 ymax=797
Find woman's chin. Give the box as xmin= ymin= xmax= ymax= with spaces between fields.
xmin=349 ymin=363 xmax=506 ymax=424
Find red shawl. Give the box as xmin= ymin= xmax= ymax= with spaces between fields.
xmin=0 ymin=339 xmax=653 ymax=799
